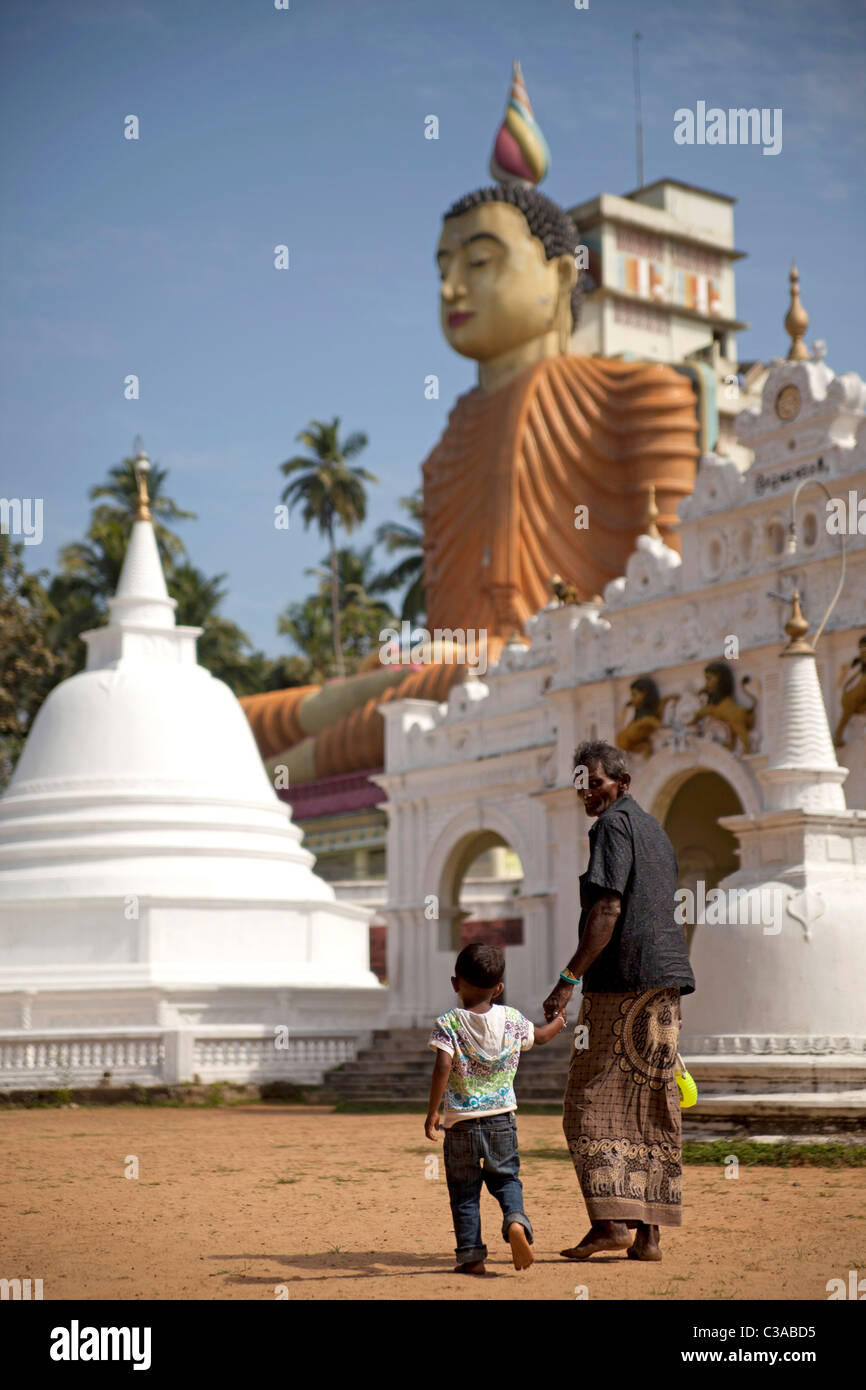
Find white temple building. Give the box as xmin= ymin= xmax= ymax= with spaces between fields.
xmin=1 ymin=276 xmax=865 ymax=1123
xmin=0 ymin=465 xmax=382 ymax=1087
xmin=370 ymin=287 xmax=866 ymax=1123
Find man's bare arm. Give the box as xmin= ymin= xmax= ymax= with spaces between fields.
xmin=542 ymin=891 xmax=621 ymax=1020
xmin=565 ymin=891 xmax=621 ymax=977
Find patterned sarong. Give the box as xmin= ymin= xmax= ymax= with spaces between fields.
xmin=562 ymin=988 xmax=683 ymax=1226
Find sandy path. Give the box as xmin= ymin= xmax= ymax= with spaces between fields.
xmin=1 ymin=1107 xmax=862 ymax=1301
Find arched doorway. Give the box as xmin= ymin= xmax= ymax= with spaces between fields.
xmin=436 ymin=830 xmax=525 ymax=1002
xmin=661 ymin=770 xmax=743 ymax=950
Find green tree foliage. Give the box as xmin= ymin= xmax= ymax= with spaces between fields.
xmin=373 ymin=489 xmax=426 ymax=624
xmin=0 ymin=537 xmax=59 ymax=789
xmin=280 ymin=418 xmax=378 ymax=679
xmin=278 ymin=545 xmax=397 ymax=682
xmin=167 ymin=562 xmax=306 ymax=697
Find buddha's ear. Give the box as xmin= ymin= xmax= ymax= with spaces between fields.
xmin=554 ymin=253 xmax=578 ymax=349
xmin=555 ymin=252 xmax=578 ymax=296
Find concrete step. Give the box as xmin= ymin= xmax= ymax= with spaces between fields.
xmin=326 ymin=1030 xmax=866 ymax=1128
xmin=342 ymin=1055 xmax=572 ymax=1075
xmin=324 ymin=1025 xmax=574 ymax=1104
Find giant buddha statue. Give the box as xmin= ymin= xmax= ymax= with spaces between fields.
xmin=243 ymin=62 xmax=699 ymax=784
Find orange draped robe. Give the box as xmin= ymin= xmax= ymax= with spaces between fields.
xmin=422 ymin=355 xmax=699 ymax=639
xmin=243 ymin=355 xmax=699 ymax=778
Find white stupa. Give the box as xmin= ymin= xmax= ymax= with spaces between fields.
xmin=0 ymin=455 xmax=384 ymax=1088
xmin=683 ymin=589 xmax=866 ymax=1122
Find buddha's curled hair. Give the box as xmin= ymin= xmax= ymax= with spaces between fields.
xmin=444 ymin=184 xmax=582 ymax=329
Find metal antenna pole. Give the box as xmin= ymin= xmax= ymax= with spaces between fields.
xmin=633 ymin=31 xmax=644 ymax=188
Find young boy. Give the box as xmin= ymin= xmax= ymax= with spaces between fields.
xmin=425 ymin=943 xmax=568 ymax=1275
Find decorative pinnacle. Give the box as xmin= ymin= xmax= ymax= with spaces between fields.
xmin=785 ymin=264 xmax=809 ymax=362
xmin=132 ymin=446 xmax=152 ymax=522
xmin=644 ymin=484 xmax=661 ymax=540
xmin=488 ymin=60 xmax=551 ymax=188
xmin=782 ymin=588 xmax=814 ymax=656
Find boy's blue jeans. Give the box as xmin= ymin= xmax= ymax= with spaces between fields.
xmin=442 ymin=1111 xmax=534 ymax=1265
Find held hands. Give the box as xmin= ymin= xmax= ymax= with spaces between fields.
xmin=425 ymin=1111 xmax=441 ymax=1141
xmin=543 ymin=980 xmax=574 ymax=1022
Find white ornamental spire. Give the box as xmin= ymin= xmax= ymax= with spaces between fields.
xmin=107 ymin=447 xmax=177 ymax=631
xmin=759 ymin=590 xmax=847 ymax=813
xmin=83 ymin=448 xmax=195 ymax=672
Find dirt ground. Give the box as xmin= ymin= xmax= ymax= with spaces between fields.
xmin=1 ymin=1106 xmax=863 ymax=1301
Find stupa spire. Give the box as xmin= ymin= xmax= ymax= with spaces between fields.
xmin=132 ymin=443 xmax=152 ymax=522
xmin=759 ymin=589 xmax=847 ymax=813
xmin=80 ymin=445 xmax=180 ymax=669
xmin=108 ymin=445 xmax=175 ymax=629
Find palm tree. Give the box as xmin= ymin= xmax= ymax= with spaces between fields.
xmin=46 ymin=513 xmax=130 ymax=682
xmin=54 ymin=512 xmax=129 ymax=610
xmin=278 ymin=592 xmax=337 ymax=685
xmin=306 ymin=544 xmax=396 ymax=668
xmin=279 ymin=418 xmax=377 ymax=679
xmin=278 ymin=545 xmax=397 ymax=681
xmin=373 ymin=489 xmax=426 ymax=623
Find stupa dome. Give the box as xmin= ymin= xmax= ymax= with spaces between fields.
xmin=1 ymin=517 xmax=334 ymax=905
xmin=0 ymin=477 xmax=377 ymax=999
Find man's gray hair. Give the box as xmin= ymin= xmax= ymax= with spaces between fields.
xmin=572 ymin=740 xmax=628 ymax=781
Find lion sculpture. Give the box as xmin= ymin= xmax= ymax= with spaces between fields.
xmin=688 ymin=660 xmax=757 ymax=755
xmin=834 ymin=635 xmax=866 ymax=747
xmin=616 ymin=676 xmax=679 ymax=758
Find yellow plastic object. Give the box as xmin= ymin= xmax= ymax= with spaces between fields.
xmin=675 ymin=1054 xmax=698 ymax=1108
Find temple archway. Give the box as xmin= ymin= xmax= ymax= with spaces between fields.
xmin=656 ymin=769 xmax=744 ymax=950
xmin=419 ymin=803 xmax=549 ymax=1013
xmin=436 ymin=830 xmax=524 ymax=954
xmin=631 ymin=740 xmax=761 ymax=821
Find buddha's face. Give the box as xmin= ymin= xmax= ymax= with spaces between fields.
xmin=436 ymin=201 xmax=573 ymax=361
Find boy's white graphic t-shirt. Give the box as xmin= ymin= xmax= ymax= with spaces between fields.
xmin=428 ymin=1004 xmax=534 ymax=1128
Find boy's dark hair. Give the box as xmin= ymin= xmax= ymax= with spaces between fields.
xmin=454 ymin=942 xmax=505 ymax=989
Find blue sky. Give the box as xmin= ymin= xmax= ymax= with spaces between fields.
xmin=2 ymin=0 xmax=863 ymax=656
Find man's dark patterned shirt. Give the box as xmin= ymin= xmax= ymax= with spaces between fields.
xmin=578 ymin=793 xmax=696 ymax=995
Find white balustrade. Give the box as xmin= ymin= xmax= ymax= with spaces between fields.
xmin=0 ymin=1027 xmax=362 ymax=1089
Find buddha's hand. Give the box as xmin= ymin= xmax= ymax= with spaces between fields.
xmin=543 ymin=981 xmax=573 ymax=1022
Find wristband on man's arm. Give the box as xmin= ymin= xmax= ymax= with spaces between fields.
xmin=559 ymin=969 xmax=581 ymax=985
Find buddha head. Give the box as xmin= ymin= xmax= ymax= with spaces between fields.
xmin=437 ymin=184 xmax=581 ymax=366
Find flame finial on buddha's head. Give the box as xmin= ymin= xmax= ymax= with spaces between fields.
xmin=489 ymin=60 xmax=551 ymax=189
